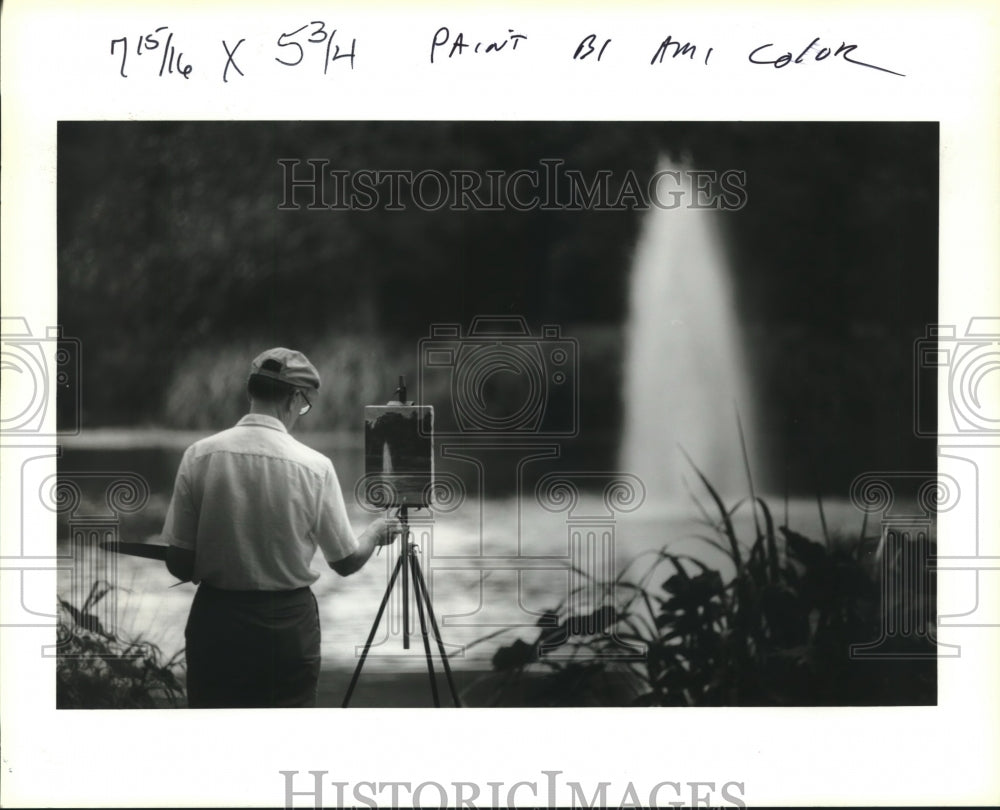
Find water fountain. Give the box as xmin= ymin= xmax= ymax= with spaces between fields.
xmin=619 ymin=159 xmax=760 ymax=501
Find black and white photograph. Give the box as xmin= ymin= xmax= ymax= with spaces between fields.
xmin=2 ymin=3 xmax=998 ymax=808
xmin=53 ymin=120 xmax=938 ymax=710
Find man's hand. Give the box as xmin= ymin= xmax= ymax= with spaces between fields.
xmin=378 ymin=516 xmax=404 ymax=546
xmin=330 ymin=516 xmax=403 ymax=576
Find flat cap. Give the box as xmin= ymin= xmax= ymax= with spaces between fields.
xmin=248 ymin=347 xmax=321 ymax=390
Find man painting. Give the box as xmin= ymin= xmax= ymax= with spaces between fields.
xmin=161 ymin=347 xmax=397 ymax=707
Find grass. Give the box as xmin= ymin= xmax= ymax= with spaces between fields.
xmin=56 ymin=580 xmax=186 ymax=709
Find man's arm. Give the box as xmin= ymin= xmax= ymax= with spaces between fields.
xmin=329 ymin=517 xmax=399 ymax=577
xmin=315 ymin=461 xmax=399 ymax=576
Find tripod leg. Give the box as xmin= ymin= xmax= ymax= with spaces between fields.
xmin=410 ymin=553 xmax=440 ymax=707
xmin=401 ymin=519 xmax=410 ymax=650
xmin=411 ymin=555 xmax=462 ymax=708
xmin=342 ymin=550 xmax=405 ymax=708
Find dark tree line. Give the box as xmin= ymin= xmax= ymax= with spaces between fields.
xmin=58 ymin=121 xmax=937 ymax=491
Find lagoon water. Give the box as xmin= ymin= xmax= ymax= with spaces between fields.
xmin=57 ymin=437 xmax=866 ymax=677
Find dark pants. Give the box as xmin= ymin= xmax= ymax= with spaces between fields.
xmin=184 ymin=584 xmax=321 ymax=708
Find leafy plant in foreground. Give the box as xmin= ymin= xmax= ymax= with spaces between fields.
xmin=56 ymin=580 xmax=185 ymax=709
xmin=478 ymin=463 xmax=936 ymax=707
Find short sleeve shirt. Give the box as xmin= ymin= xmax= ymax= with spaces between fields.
xmin=161 ymin=413 xmax=359 ymax=590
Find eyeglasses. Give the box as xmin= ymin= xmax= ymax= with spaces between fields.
xmin=296 ymin=390 xmax=312 ymax=416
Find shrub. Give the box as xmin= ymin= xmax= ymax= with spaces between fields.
xmin=479 ymin=462 xmax=936 ymax=707
xmin=56 ymin=580 xmax=185 ymax=709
